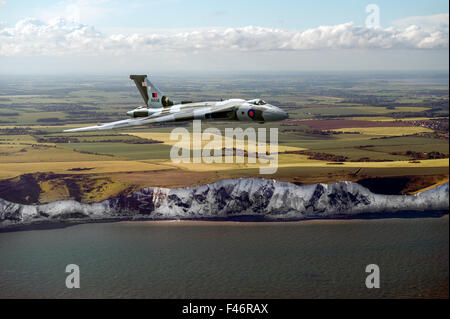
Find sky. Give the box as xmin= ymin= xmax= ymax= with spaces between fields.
xmin=0 ymin=0 xmax=448 ymax=74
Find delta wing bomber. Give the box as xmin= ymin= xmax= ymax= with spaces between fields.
xmin=64 ymin=74 xmax=288 ymax=132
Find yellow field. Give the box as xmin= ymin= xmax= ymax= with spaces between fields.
xmin=0 ymin=160 xmax=172 ymax=179
xmin=0 ymin=124 xmax=448 ymax=202
xmin=0 ymin=134 xmax=38 ymax=143
xmin=158 ymin=154 xmax=449 ymax=172
xmin=1 ymin=129 xmax=446 ymax=180
xmin=127 ymin=132 xmax=305 ymax=153
xmin=331 ymin=127 xmax=434 ymax=136
xmin=0 ymin=131 xmax=127 ymax=163
xmin=277 ymin=158 xmax=449 ymax=168
xmin=0 ymin=145 xmax=120 ymax=163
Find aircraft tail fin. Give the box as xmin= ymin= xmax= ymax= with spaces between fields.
xmin=130 ymin=74 xmax=172 ymax=108
xmin=130 ymin=75 xmax=149 ymax=106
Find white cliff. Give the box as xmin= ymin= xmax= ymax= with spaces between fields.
xmin=0 ymin=179 xmax=448 ymax=229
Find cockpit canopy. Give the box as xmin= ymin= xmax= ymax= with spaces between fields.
xmin=246 ymin=99 xmax=267 ymax=105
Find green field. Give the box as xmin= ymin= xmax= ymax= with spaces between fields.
xmin=0 ymin=72 xmax=448 ymax=202
xmin=59 ymin=142 xmax=173 ymax=160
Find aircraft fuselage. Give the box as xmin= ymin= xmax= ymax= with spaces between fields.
xmin=126 ymin=99 xmax=288 ymax=123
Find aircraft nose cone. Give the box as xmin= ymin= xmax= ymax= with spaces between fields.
xmin=263 ymin=107 xmax=289 ymax=121
xmin=126 ymin=111 xmax=133 ymax=117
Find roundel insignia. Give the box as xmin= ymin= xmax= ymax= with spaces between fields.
xmin=247 ymin=109 xmax=256 ymax=119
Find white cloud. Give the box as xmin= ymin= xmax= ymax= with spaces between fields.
xmin=0 ymin=14 xmax=448 ymax=57
xmin=393 ymin=13 xmax=449 ymax=32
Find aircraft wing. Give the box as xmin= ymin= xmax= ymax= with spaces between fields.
xmin=63 ymin=118 xmax=147 ymax=133
xmin=63 ymin=103 xmax=237 ymax=133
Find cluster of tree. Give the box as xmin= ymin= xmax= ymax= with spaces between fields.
xmin=281 ymin=127 xmax=359 ymax=136
xmin=123 ymin=139 xmax=163 ymax=144
xmin=283 ymin=150 xmax=348 ymax=162
xmin=0 ymin=127 xmax=33 ymax=135
xmin=281 ymin=128 xmax=333 ymax=136
xmin=389 ymin=150 xmax=448 ymax=160
xmin=35 ymin=136 xmax=76 ymax=143
xmin=37 ymin=118 xmax=62 ymax=122
xmin=0 ymin=112 xmax=19 ymax=116
xmin=35 ymin=136 xmax=163 ymax=144
xmin=350 ymin=157 xmax=393 ymax=162
xmin=220 ymin=147 xmax=248 ymax=157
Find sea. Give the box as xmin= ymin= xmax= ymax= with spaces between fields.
xmin=0 ymin=216 xmax=448 ymax=298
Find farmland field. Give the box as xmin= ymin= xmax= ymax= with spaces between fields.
xmin=0 ymin=72 xmax=448 ymax=203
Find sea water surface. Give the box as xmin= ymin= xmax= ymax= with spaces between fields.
xmin=0 ymin=216 xmax=448 ymax=298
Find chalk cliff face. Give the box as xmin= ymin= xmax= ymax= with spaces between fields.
xmin=0 ymin=179 xmax=448 ymax=229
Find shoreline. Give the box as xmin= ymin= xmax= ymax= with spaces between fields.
xmin=1 ymin=212 xmax=448 ymax=233
xmin=114 ymin=213 xmax=450 ymax=227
